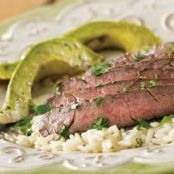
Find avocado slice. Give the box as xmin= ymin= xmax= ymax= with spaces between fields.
xmin=0 ymin=38 xmax=102 ymax=124
xmin=0 ymin=21 xmax=161 ymax=81
xmin=64 ymin=21 xmax=161 ymax=52
xmin=0 ymin=61 xmax=19 ymax=80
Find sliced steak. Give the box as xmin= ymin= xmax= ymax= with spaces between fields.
xmin=53 ymin=59 xmax=174 ymax=100
xmin=39 ymin=86 xmax=174 ymax=136
xmin=49 ymin=79 xmax=174 ymax=108
xmin=83 ymin=67 xmax=174 ymax=88
xmin=37 ymin=43 xmax=174 ymax=136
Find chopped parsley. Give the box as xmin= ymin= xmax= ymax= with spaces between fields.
xmin=160 ymin=115 xmax=173 ymax=125
xmin=136 ymin=138 xmax=143 ymax=147
xmin=137 ymin=119 xmax=151 ymax=129
xmin=91 ymin=63 xmax=110 ymax=76
xmin=94 ymin=96 xmax=104 ymax=106
xmin=90 ymin=117 xmax=109 ymax=130
xmin=60 ymin=126 xmax=69 ymax=139
xmin=140 ymin=80 xmax=157 ymax=90
xmin=148 ymin=80 xmax=157 ymax=88
xmin=167 ymin=43 xmax=174 ymax=58
xmin=134 ymin=53 xmax=146 ymax=62
xmin=32 ymin=104 xmax=51 ymax=115
xmin=140 ymin=82 xmax=146 ymax=90
xmin=26 ymin=130 xmax=33 ymax=136
xmin=14 ymin=116 xmax=33 ymax=136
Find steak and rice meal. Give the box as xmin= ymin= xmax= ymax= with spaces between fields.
xmin=2 ymin=42 xmax=174 ymax=153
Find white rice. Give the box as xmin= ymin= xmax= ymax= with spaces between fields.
xmin=2 ymin=118 xmax=174 ymax=153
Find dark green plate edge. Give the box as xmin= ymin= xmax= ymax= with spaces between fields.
xmin=0 ymin=0 xmax=174 ymax=173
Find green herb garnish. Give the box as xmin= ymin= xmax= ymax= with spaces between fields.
xmin=32 ymin=104 xmax=51 ymax=115
xmin=136 ymin=138 xmax=143 ymax=147
xmin=140 ymin=80 xmax=157 ymax=90
xmin=140 ymin=82 xmax=146 ymax=90
xmin=137 ymin=119 xmax=151 ymax=129
xmin=90 ymin=117 xmax=109 ymax=130
xmin=94 ymin=96 xmax=104 ymax=106
xmin=26 ymin=130 xmax=33 ymax=136
xmin=60 ymin=126 xmax=70 ymax=139
xmin=91 ymin=63 xmax=110 ymax=76
xmin=134 ymin=53 xmax=146 ymax=62
xmin=14 ymin=116 xmax=32 ymax=135
xmin=148 ymin=80 xmax=157 ymax=88
xmin=167 ymin=43 xmax=174 ymax=58
xmin=160 ymin=115 xmax=173 ymax=125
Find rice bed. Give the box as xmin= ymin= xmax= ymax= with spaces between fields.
xmin=2 ymin=118 xmax=174 ymax=153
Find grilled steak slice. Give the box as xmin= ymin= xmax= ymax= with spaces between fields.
xmin=49 ymin=56 xmax=174 ymax=108
xmin=49 ymin=79 xmax=174 ymax=108
xmin=56 ymin=43 xmax=174 ymax=95
xmin=83 ymin=67 xmax=174 ymax=88
xmin=50 ymin=58 xmax=174 ymax=105
xmin=37 ymin=43 xmax=174 ymax=136
xmin=39 ymin=86 xmax=174 ymax=136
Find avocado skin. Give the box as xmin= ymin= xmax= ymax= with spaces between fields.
xmin=0 ymin=38 xmax=102 ymax=124
xmin=64 ymin=21 xmax=161 ymax=52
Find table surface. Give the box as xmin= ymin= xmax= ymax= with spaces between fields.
xmin=0 ymin=0 xmax=59 ymax=21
